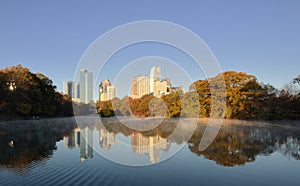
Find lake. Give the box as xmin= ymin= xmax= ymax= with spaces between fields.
xmin=0 ymin=117 xmax=299 ymax=186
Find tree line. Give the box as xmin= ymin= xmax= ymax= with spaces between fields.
xmin=97 ymin=71 xmax=300 ymax=120
xmin=1 ymin=65 xmax=299 ymax=120
xmin=0 ymin=65 xmax=73 ymax=119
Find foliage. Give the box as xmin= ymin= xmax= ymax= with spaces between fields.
xmin=96 ymin=71 xmax=300 ymax=120
xmin=0 ymin=65 xmax=73 ymax=118
xmin=192 ymin=71 xmax=300 ymax=120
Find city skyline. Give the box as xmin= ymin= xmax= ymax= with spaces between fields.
xmin=66 ymin=66 xmax=177 ymax=102
xmin=1 ymin=1 xmax=300 ymax=185
xmin=130 ymin=66 xmax=172 ymax=99
xmin=64 ymin=126 xmax=170 ymax=164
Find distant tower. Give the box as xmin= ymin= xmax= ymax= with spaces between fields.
xmin=150 ymin=66 xmax=161 ymax=94
xmin=63 ymin=81 xmax=73 ymax=96
xmin=131 ymin=77 xmax=138 ymax=98
xmin=99 ymin=79 xmax=116 ymax=101
xmin=138 ymin=75 xmax=150 ymax=98
xmin=80 ymin=69 xmax=93 ymax=103
xmin=131 ymin=75 xmax=150 ymax=98
xmin=72 ymin=82 xmax=80 ymax=99
xmin=153 ymin=78 xmax=171 ymax=97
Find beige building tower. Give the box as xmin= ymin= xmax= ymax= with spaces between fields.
xmin=131 ymin=75 xmax=150 ymax=98
xmin=150 ymin=66 xmax=161 ymax=94
xmin=99 ymin=79 xmax=116 ymax=101
xmin=153 ymin=78 xmax=171 ymax=97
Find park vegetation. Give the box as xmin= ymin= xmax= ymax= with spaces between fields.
xmin=97 ymin=71 xmax=300 ymax=120
xmin=0 ymin=65 xmax=73 ymax=119
xmin=1 ymin=65 xmax=299 ymax=120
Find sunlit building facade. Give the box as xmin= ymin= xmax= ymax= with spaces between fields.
xmin=131 ymin=75 xmax=150 ymax=98
xmin=99 ymin=79 xmax=116 ymax=101
xmin=150 ymin=66 xmax=161 ymax=94
xmin=80 ymin=69 xmax=93 ymax=104
xmin=153 ymin=78 xmax=171 ymax=97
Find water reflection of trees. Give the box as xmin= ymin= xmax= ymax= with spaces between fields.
xmin=0 ymin=118 xmax=76 ymax=169
xmin=101 ymin=120 xmax=300 ymax=166
xmin=1 ymin=118 xmax=299 ymax=169
xmin=188 ymin=123 xmax=300 ymax=166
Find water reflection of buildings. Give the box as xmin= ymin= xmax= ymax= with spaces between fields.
xmin=99 ymin=129 xmax=116 ymax=151
xmin=131 ymin=132 xmax=170 ymax=163
xmin=63 ymin=127 xmax=93 ymax=161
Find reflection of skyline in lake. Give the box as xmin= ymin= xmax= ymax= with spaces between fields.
xmin=1 ymin=118 xmax=300 ymax=170
xmin=1 ymin=118 xmax=300 ymax=186
xmin=57 ymin=119 xmax=300 ymax=166
xmin=131 ymin=132 xmax=170 ymax=164
xmin=63 ymin=126 xmax=171 ymax=164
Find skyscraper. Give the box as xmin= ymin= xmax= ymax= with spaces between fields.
xmin=63 ymin=81 xmax=73 ymax=96
xmin=107 ymin=85 xmax=116 ymax=100
xmin=131 ymin=77 xmax=138 ymax=98
xmin=99 ymin=79 xmax=116 ymax=101
xmin=131 ymin=75 xmax=150 ymax=98
xmin=80 ymin=69 xmax=93 ymax=103
xmin=150 ymin=66 xmax=161 ymax=94
xmin=72 ymin=82 xmax=80 ymax=99
xmin=63 ymin=81 xmax=80 ymax=102
xmin=153 ymin=78 xmax=171 ymax=97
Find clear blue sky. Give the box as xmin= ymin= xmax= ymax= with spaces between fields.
xmin=1 ymin=0 xmax=299 ymax=96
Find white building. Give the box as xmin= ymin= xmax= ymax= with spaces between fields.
xmin=150 ymin=66 xmax=161 ymax=94
xmin=80 ymin=69 xmax=93 ymax=104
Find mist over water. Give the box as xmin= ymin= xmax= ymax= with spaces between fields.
xmin=0 ymin=117 xmax=299 ymax=186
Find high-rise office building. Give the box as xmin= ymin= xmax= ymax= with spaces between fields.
xmin=80 ymin=69 xmax=93 ymax=103
xmin=153 ymin=78 xmax=171 ymax=97
xmin=107 ymin=85 xmax=116 ymax=100
xmin=150 ymin=66 xmax=161 ymax=94
xmin=63 ymin=81 xmax=80 ymax=102
xmin=131 ymin=75 xmax=150 ymax=98
xmin=131 ymin=77 xmax=138 ymax=98
xmin=99 ymin=79 xmax=116 ymax=101
xmin=63 ymin=81 xmax=73 ymax=96
xmin=72 ymin=82 xmax=80 ymax=99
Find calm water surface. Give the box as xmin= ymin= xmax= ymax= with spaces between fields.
xmin=0 ymin=117 xmax=299 ymax=186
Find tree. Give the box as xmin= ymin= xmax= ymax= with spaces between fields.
xmin=192 ymin=71 xmax=276 ymax=119
xmin=0 ymin=65 xmax=73 ymax=118
xmin=162 ymin=92 xmax=181 ymax=117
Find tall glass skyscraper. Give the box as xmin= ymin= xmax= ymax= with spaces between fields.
xmin=80 ymin=69 xmax=93 ymax=103
xmin=150 ymin=66 xmax=161 ymax=94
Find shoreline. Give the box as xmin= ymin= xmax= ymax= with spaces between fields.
xmin=1 ymin=115 xmax=299 ymax=127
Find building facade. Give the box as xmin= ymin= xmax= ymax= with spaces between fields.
xmin=80 ymin=69 xmax=93 ymax=104
xmin=99 ymin=79 xmax=116 ymax=101
xmin=153 ymin=78 xmax=171 ymax=97
xmin=63 ymin=81 xmax=73 ymax=96
xmin=63 ymin=81 xmax=80 ymax=102
xmin=131 ymin=75 xmax=150 ymax=98
xmin=150 ymin=66 xmax=161 ymax=94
